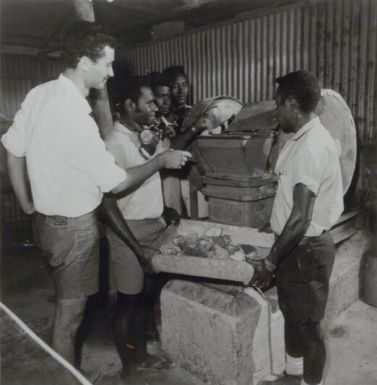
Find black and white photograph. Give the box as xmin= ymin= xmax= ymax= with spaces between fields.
xmin=0 ymin=0 xmax=376 ymax=384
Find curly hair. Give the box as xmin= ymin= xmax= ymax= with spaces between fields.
xmin=61 ymin=22 xmax=115 ymax=69
xmin=275 ymin=71 xmax=321 ymax=113
xmin=162 ymin=65 xmax=188 ymax=85
xmin=148 ymin=72 xmax=169 ymax=91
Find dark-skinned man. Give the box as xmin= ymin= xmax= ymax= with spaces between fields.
xmin=101 ymin=77 xmax=206 ymax=381
xmin=151 ymin=73 xmax=178 ymax=140
xmin=251 ymin=71 xmax=343 ymax=385
xmin=161 ymin=66 xmax=193 ymax=216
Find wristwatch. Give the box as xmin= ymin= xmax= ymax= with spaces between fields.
xmin=264 ymin=258 xmax=277 ymax=272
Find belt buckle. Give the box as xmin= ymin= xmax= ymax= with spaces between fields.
xmin=53 ymin=216 xmax=68 ymax=226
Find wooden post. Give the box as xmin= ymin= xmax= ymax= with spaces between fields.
xmin=72 ymin=0 xmax=114 ymax=138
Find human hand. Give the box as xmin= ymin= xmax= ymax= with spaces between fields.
xmin=160 ymin=149 xmax=192 ymax=169
xmin=21 ymin=201 xmax=35 ymax=215
xmin=138 ymin=245 xmax=160 ymax=274
xmin=194 ymin=117 xmax=210 ymax=134
xmin=247 ymin=258 xmax=275 ymax=290
xmin=163 ymin=206 xmax=180 ymax=226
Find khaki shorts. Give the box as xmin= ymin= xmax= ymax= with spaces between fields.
xmin=108 ymin=217 xmax=178 ymax=295
xmin=33 ymin=212 xmax=99 ymax=299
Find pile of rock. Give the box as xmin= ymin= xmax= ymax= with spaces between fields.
xmin=159 ymin=227 xmax=256 ymax=262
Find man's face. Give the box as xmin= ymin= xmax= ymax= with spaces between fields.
xmin=170 ymin=74 xmax=189 ymax=107
xmin=154 ymin=85 xmax=171 ymax=116
xmin=134 ymin=86 xmax=158 ymax=126
xmin=275 ymin=89 xmax=294 ymax=133
xmin=85 ymin=45 xmax=114 ymax=90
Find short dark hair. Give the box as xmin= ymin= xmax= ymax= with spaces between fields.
xmin=149 ymin=72 xmax=169 ymax=91
xmin=113 ymin=76 xmax=151 ymax=115
xmin=275 ymin=71 xmax=321 ymax=113
xmin=124 ymin=76 xmax=152 ymax=102
xmin=61 ymin=22 xmax=115 ymax=69
xmin=162 ymin=65 xmax=188 ymax=84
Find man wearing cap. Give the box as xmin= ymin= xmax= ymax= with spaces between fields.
xmin=250 ymin=71 xmax=343 ymax=385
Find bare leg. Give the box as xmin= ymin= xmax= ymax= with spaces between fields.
xmin=52 ymin=296 xmax=87 ymax=364
xmin=112 ymin=292 xmax=140 ymax=376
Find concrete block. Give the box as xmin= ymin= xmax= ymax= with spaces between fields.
xmin=159 ymin=226 xmax=368 ymax=385
xmin=324 ymin=231 xmax=370 ymax=325
xmin=244 ymin=288 xmax=285 ymax=383
xmin=161 ymin=280 xmax=285 ymax=385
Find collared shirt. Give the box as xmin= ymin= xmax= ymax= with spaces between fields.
xmin=270 ymin=116 xmax=344 ymax=236
xmin=105 ymin=121 xmax=169 ymax=220
xmin=1 ymin=74 xmax=126 ymax=217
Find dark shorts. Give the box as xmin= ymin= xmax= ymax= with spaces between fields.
xmin=108 ymin=217 xmax=178 ymax=295
xmin=33 ymin=211 xmax=99 ymax=299
xmin=275 ymin=232 xmax=335 ymax=323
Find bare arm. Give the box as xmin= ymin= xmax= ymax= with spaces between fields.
xmin=267 ymin=183 xmax=316 ymax=267
xmin=100 ymin=195 xmax=158 ymax=272
xmin=170 ymin=127 xmax=203 ymax=150
xmin=249 ymin=183 xmax=316 ymax=289
xmin=6 ymin=152 xmax=34 ymax=214
xmin=101 ymin=195 xmax=142 ymax=256
xmin=91 ymin=88 xmax=114 ymax=139
xmin=111 ymin=149 xmax=191 ymax=194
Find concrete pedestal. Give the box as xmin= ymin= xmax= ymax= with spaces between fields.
xmin=160 ymin=231 xmax=369 ymax=385
xmin=161 ymin=281 xmax=285 ymax=385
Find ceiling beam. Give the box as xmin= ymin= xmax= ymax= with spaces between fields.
xmin=38 ymin=11 xmax=74 ymax=55
xmin=0 ymin=44 xmax=40 ymax=56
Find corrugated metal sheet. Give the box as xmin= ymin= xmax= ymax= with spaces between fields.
xmin=118 ymin=0 xmax=377 ymax=144
xmin=1 ymin=191 xmax=27 ymax=224
xmin=0 ymin=55 xmax=62 ymax=226
xmin=0 ymin=0 xmax=376 ymax=226
xmin=0 ymin=55 xmax=62 ymax=120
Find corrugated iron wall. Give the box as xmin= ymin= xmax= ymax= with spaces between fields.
xmin=0 ymin=0 xmax=376 ymax=227
xmin=118 ymin=0 xmax=377 ymax=145
xmin=0 ymin=55 xmax=62 ymax=226
xmin=0 ymin=55 xmax=62 ymax=120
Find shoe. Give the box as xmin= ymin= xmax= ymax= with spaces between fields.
xmin=136 ymin=354 xmax=173 ymax=372
xmin=146 ymin=338 xmax=161 ymax=356
xmin=120 ymin=372 xmax=148 ymax=385
xmin=259 ymin=373 xmax=301 ymax=385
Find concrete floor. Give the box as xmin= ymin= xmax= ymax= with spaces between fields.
xmin=1 ymin=241 xmax=377 ymax=385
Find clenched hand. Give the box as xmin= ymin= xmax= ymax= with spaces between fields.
xmin=159 ymin=149 xmax=192 ymax=169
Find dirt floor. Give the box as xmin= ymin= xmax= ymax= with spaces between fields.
xmin=1 ymin=241 xmax=377 ymax=385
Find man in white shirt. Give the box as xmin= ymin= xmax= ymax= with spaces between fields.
xmin=251 ymin=71 xmax=343 ymax=385
xmin=1 ymin=22 xmax=191 ymax=366
xmin=101 ymin=78 xmax=206 ymax=379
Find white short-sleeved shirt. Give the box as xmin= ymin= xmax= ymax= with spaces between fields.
xmin=270 ymin=117 xmax=344 ymax=236
xmin=1 ymin=74 xmax=126 ymax=217
xmin=105 ymin=121 xmax=168 ymax=220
